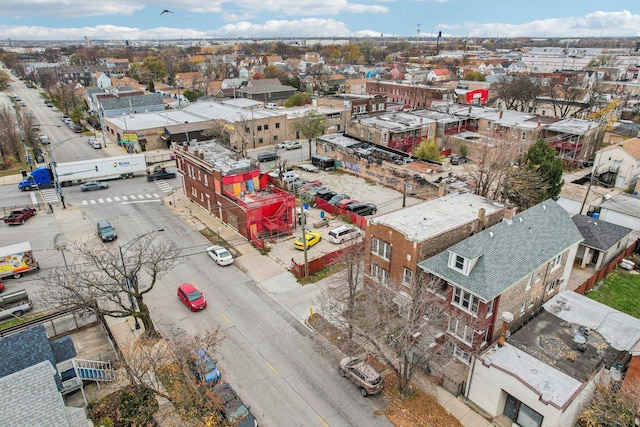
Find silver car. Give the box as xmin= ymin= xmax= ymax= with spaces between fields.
xmin=80 ymin=181 xmax=109 ymax=192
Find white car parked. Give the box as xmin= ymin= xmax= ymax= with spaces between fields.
xmin=206 ymin=245 xmax=234 ymax=266
xmin=277 ymin=140 xmax=302 ymax=150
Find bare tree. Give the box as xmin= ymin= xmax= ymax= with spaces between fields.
xmin=318 ymin=268 xmax=454 ymax=395
xmin=463 ymin=138 xmax=519 ymax=200
xmin=578 ymin=378 xmax=640 ymax=427
xmin=39 ymin=233 xmax=177 ymax=339
xmin=491 ymin=74 xmax=541 ymax=112
xmin=499 ymin=165 xmax=550 ymax=210
xmin=0 ymin=105 xmax=22 ymax=163
xmin=114 ymin=329 xmax=225 ymax=425
xmin=292 ymin=109 xmax=326 ymax=160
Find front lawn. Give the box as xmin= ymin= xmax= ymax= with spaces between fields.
xmin=587 ymin=269 xmax=640 ymax=318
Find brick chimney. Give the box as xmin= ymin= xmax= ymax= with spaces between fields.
xmin=503 ymin=205 xmax=517 ymax=220
xmin=475 ymin=207 xmax=486 ymax=233
xmin=497 ymin=311 xmax=514 ymax=347
xmin=499 ymin=110 xmax=504 ymax=119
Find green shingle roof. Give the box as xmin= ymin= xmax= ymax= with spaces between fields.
xmin=418 ymin=199 xmax=583 ymax=301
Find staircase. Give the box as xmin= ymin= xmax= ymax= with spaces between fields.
xmin=73 ymin=358 xmax=116 ymax=382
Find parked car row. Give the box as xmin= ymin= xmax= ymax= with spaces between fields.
xmin=314 ymin=188 xmax=377 ymax=216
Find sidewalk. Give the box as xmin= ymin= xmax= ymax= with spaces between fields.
xmin=162 ymin=188 xmax=498 ymax=427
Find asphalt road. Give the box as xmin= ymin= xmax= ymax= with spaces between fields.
xmin=3 ymin=173 xmax=391 ymax=427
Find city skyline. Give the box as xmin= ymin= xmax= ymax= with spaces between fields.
xmin=1 ymin=1 xmax=639 ymax=41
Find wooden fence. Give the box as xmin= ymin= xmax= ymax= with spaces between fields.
xmin=291 ymin=242 xmax=364 ymax=279
xmin=574 ymin=240 xmax=639 ymax=295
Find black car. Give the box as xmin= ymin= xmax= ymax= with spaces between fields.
xmin=315 ymin=189 xmax=336 ymax=202
xmin=450 ymin=155 xmax=469 ymax=165
xmin=346 ymin=202 xmax=377 ymax=216
xmin=147 ymin=171 xmax=177 ymax=181
xmin=257 ymin=151 xmax=278 ymax=162
xmin=213 ymin=383 xmax=258 ymax=427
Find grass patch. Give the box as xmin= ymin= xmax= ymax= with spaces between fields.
xmin=0 ymin=312 xmax=45 ymax=330
xmin=586 ymin=269 xmax=640 ymax=318
xmin=0 ymin=159 xmax=30 ymax=178
xmin=297 ymin=263 xmax=343 ymax=286
xmin=198 ymin=227 xmax=240 ymax=258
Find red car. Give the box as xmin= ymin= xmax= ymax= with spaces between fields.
xmin=336 ymin=199 xmax=359 ymax=209
xmin=177 ymin=283 xmax=207 ymax=312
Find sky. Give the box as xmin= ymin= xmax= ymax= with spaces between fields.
xmin=1 ymin=0 xmax=640 ymax=41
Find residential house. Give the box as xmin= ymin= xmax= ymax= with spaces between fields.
xmin=543 ymin=118 xmax=604 ymax=166
xmin=556 ymin=182 xmax=620 ymax=217
xmin=426 ymin=68 xmax=452 ymax=83
xmin=101 ymin=58 xmax=130 ymax=77
xmin=571 ymin=215 xmax=633 ymax=270
xmin=592 ymin=137 xmax=640 ymax=190
xmin=418 ymin=199 xmax=583 ymax=363
xmin=235 ymin=78 xmax=297 ymax=104
xmin=99 ymin=93 xmax=165 ymax=118
xmin=95 ymin=72 xmax=111 ymax=89
xmin=174 ymin=141 xmax=296 ymax=242
xmin=346 ymin=110 xmax=436 ymax=153
xmin=603 ymin=121 xmax=640 ymax=145
xmin=56 ymin=65 xmax=108 ymax=87
xmin=174 ymin=71 xmax=205 ymax=90
xmin=466 ymin=290 xmax=640 ymax=427
xmin=366 ymin=81 xmax=455 ymax=110
xmin=597 ymin=193 xmax=640 ymax=231
xmin=0 ymin=362 xmax=88 ymax=427
xmin=364 ymin=192 xmax=507 ymax=293
xmin=315 ymin=93 xmax=387 ymax=132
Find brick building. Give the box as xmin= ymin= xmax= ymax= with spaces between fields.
xmin=418 ymin=199 xmax=583 ymax=364
xmin=366 ymin=81 xmax=455 ymax=110
xmin=174 ymin=141 xmax=296 ymax=241
xmin=364 ymin=192 xmax=507 ymax=293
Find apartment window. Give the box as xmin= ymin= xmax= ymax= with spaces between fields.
xmin=204 ymin=175 xmax=208 ymax=187
xmin=526 ymin=274 xmax=532 ymax=290
xmin=451 ymin=345 xmax=471 ymax=365
xmin=191 ymin=187 xmax=197 ymax=197
xmin=371 ymin=104 xmax=377 ymax=112
xmin=521 ymin=131 xmax=527 ymax=140
xmin=452 ymin=288 xmax=479 ymax=315
xmin=257 ymin=125 xmax=262 ymax=131
xmin=257 ymin=138 xmax=263 ymax=144
xmin=245 ymin=127 xmax=250 ymax=133
xmin=371 ymin=264 xmax=390 ymax=285
xmin=448 ymin=318 xmax=474 ymax=345
xmin=264 ymin=124 xmax=269 ymax=130
xmin=402 ymin=268 xmax=412 ymax=287
xmin=520 ymin=301 xmax=526 ymax=315
xmin=535 ymin=271 xmax=541 ymax=282
xmin=371 ymin=237 xmax=391 ymax=260
xmin=552 ymin=253 xmax=562 ymax=270
xmin=486 ymin=300 xmax=494 ymax=317
xmin=275 ymin=123 xmax=280 ymax=128
xmin=273 ymin=135 xmax=279 ymax=141
xmin=368 ymin=132 xmax=372 ymax=141
xmin=548 ymin=279 xmax=558 ymax=293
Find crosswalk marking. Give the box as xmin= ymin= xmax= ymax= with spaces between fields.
xmin=145 ymin=194 xmax=152 ymax=199
xmin=30 ymin=192 xmax=38 ymax=205
xmin=90 ymin=200 xmax=96 ymax=204
xmin=106 ymin=197 xmax=112 ymax=203
xmin=80 ymin=192 xmax=171 ymax=206
xmin=122 ymin=196 xmax=128 ymax=201
xmin=114 ymin=197 xmax=120 ymax=201
xmin=130 ymin=195 xmax=136 ymax=200
xmin=155 ymin=180 xmax=173 ymax=193
xmin=40 ymin=189 xmax=59 ymax=204
xmin=137 ymin=194 xmax=144 ymax=198
xmin=153 ymin=193 xmax=160 ymax=198
xmin=82 ymin=200 xmax=88 ymax=205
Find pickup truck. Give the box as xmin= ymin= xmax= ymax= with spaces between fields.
xmin=0 ymin=289 xmax=33 ymax=321
xmin=146 ymin=166 xmax=177 ymax=181
xmin=4 ymin=207 xmax=36 ymax=225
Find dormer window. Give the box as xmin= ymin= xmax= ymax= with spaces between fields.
xmin=449 ymin=252 xmax=470 ymax=275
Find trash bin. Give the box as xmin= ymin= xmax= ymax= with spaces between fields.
xmin=20 ymin=170 xmax=27 ymax=178
xmin=320 ymin=211 xmax=325 ymax=219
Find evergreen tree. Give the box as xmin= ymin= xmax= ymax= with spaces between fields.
xmin=520 ymin=137 xmax=564 ymax=200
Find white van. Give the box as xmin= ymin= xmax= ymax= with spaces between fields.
xmin=265 ymin=103 xmax=277 ymax=109
xmin=327 ymin=226 xmax=361 ymax=244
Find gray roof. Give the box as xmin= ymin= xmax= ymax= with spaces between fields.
xmin=419 ymin=199 xmax=583 ymax=301
xmin=0 ymin=361 xmax=87 ymax=427
xmin=101 ymin=93 xmax=164 ymax=111
xmin=601 ymin=193 xmax=640 ymax=219
xmin=237 ymin=78 xmax=296 ymax=94
xmin=571 ymin=215 xmax=632 ymax=251
xmin=0 ymin=325 xmax=62 ymax=390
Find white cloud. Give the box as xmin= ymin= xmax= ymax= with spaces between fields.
xmin=457 ymin=10 xmax=640 ymax=38
xmin=0 ymin=24 xmax=206 ymax=40
xmin=208 ymin=18 xmax=352 ymax=38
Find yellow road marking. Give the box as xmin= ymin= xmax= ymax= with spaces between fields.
xmin=317 ymin=416 xmax=329 ymax=427
xmin=265 ymin=361 xmax=279 ymax=375
xmin=220 ymin=312 xmax=231 ymax=324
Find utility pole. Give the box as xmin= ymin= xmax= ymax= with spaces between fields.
xmin=299 ymin=193 xmax=309 ymax=278
xmin=402 ymin=183 xmax=408 ymax=208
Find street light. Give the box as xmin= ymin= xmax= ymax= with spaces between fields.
xmin=46 ymin=133 xmax=84 ymax=208
xmin=118 ymin=229 xmax=165 ymax=330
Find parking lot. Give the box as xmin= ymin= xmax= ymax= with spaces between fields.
xmin=267 ymin=168 xmax=424 ymax=268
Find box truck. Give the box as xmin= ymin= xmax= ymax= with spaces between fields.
xmin=18 ymin=154 xmax=146 ymax=191
xmin=0 ymin=242 xmax=40 ymax=279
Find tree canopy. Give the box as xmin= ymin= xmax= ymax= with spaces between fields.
xmin=520 ymin=137 xmax=564 ymax=200
xmin=413 ymin=139 xmax=441 ymax=162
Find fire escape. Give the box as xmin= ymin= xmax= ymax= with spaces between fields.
xmin=546 ymin=133 xmax=583 ymax=166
